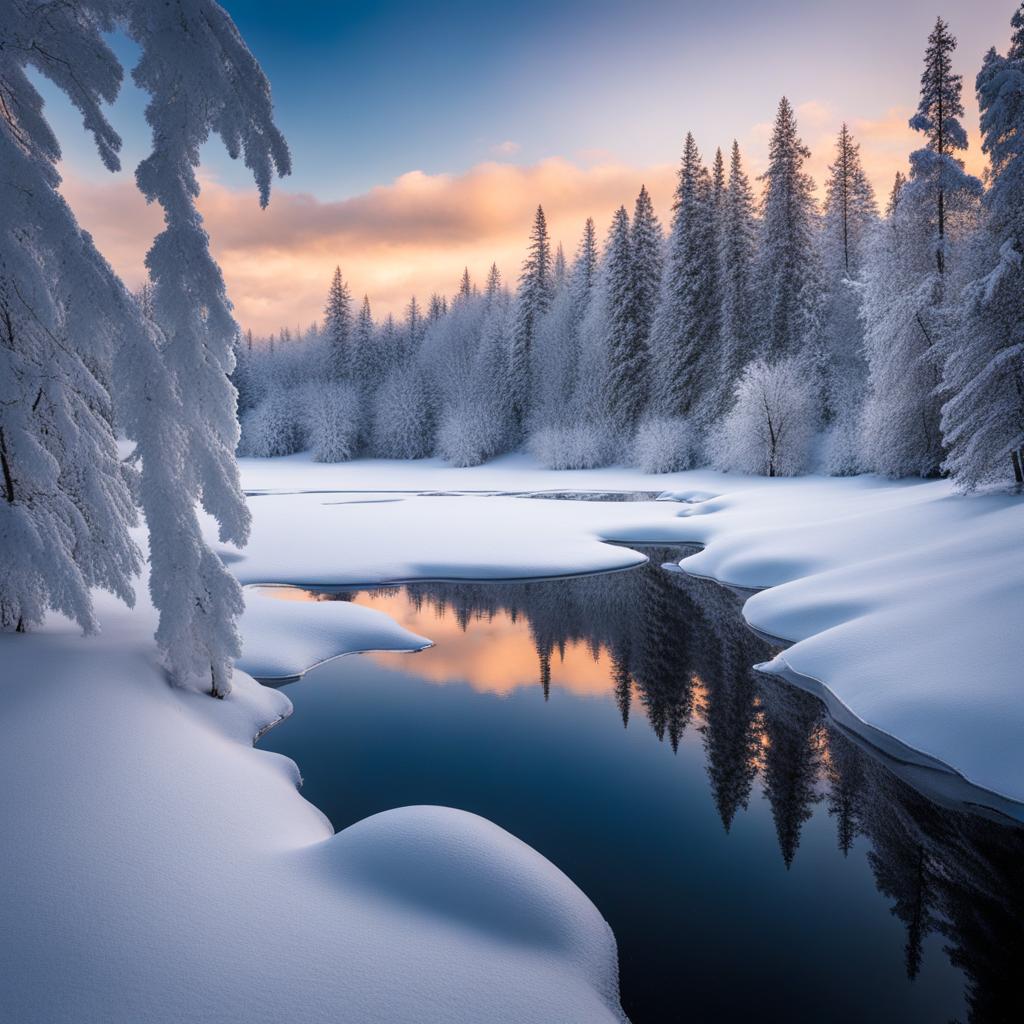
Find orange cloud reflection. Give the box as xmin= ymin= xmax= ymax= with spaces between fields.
xmin=352 ymin=590 xmax=618 ymax=699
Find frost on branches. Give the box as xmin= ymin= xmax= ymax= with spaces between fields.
xmin=1 ymin=1 xmax=289 ymax=697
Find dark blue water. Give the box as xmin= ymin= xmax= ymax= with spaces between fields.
xmin=258 ymin=550 xmax=1024 ymax=1023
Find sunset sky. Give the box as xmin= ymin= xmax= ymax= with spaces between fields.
xmin=40 ymin=0 xmax=1016 ymax=334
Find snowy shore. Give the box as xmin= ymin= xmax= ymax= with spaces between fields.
xmin=0 ymin=575 xmax=626 ymax=1023
xmin=4 ymin=452 xmax=1021 ymax=1021
xmin=234 ymin=453 xmax=1024 ymax=816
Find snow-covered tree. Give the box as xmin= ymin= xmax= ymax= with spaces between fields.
xmin=532 ymin=219 xmax=598 ymax=432
xmin=629 ymin=185 xmax=663 ymax=411
xmin=119 ymin=0 xmax=290 ymax=696
xmin=601 ymin=206 xmax=645 ymax=431
xmin=820 ymin=124 xmax=878 ymax=472
xmin=307 ymin=382 xmax=360 ymax=463
xmin=756 ymin=98 xmax=822 ymax=363
xmin=940 ymin=5 xmax=1024 ymax=489
xmin=0 ymin=1 xmax=142 ymax=633
xmin=717 ymin=357 xmax=818 ymax=476
xmin=861 ymin=20 xmax=981 ymax=479
xmin=323 ymin=266 xmax=353 ymax=380
xmin=649 ymin=133 xmax=718 ymax=426
xmin=511 ymin=206 xmax=553 ymax=426
xmin=1 ymin=1 xmax=288 ymax=701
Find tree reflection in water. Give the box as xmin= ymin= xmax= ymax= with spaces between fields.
xmin=302 ymin=548 xmax=1023 ymax=1023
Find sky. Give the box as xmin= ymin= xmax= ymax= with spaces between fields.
xmin=41 ymin=0 xmax=1019 ymax=334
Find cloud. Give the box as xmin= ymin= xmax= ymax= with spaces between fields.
xmin=60 ymin=158 xmax=676 ymax=334
xmin=490 ymin=140 xmax=521 ymax=155
xmin=59 ymin=110 xmax=988 ymax=336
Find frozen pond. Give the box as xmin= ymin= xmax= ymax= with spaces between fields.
xmin=258 ymin=548 xmax=1023 ymax=1023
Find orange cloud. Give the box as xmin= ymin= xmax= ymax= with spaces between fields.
xmin=59 ymin=109 xmax=989 ymax=336
xmin=60 ymin=158 xmax=678 ymax=334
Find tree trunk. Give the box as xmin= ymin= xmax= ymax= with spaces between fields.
xmin=1012 ymin=448 xmax=1023 ymax=486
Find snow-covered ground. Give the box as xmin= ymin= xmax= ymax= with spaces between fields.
xmin=4 ymin=452 xmax=1021 ymax=1022
xmin=233 ymin=454 xmax=1024 ymax=815
xmin=0 ymin=578 xmax=625 ymax=1024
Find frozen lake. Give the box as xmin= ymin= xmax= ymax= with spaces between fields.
xmin=258 ymin=548 xmax=1023 ymax=1023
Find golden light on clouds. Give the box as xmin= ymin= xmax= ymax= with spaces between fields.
xmin=58 ymin=101 xmax=990 ymax=336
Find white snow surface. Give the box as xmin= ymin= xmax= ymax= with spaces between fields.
xmin=234 ymin=456 xmax=1024 ymax=810
xmin=238 ymin=586 xmax=431 ymax=680
xmin=0 ymin=585 xmax=624 ymax=1023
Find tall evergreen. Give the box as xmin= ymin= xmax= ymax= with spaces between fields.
xmin=717 ymin=141 xmax=758 ymax=413
xmin=511 ymin=205 xmax=553 ymax=425
xmin=940 ymin=4 xmax=1024 ymax=488
xmin=324 ymin=266 xmax=353 ymax=379
xmin=649 ymin=133 xmax=718 ymax=422
xmin=601 ymin=207 xmax=646 ymax=429
xmin=820 ymin=125 xmax=878 ymax=470
xmin=485 ymin=262 xmax=502 ymax=301
xmin=909 ymin=17 xmax=970 ymax=275
xmin=756 ymin=97 xmax=821 ymax=362
xmin=629 ymin=184 xmax=663 ymax=415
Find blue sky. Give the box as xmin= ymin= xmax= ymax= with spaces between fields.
xmin=41 ymin=0 xmax=1019 ymax=331
xmin=51 ymin=0 xmax=1015 ymax=199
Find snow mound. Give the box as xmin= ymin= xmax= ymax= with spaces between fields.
xmin=645 ymin=476 xmax=1024 ymax=812
xmin=238 ymin=587 xmax=431 ymax=680
xmin=221 ymin=491 xmax=683 ymax=586
xmin=1 ymin=603 xmax=625 ymax=1023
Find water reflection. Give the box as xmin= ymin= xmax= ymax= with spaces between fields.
xmin=263 ymin=549 xmax=1024 ymax=1023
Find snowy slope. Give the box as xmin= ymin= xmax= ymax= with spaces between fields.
xmin=0 ymin=586 xmax=625 ymax=1024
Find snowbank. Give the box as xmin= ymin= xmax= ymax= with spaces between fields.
xmin=239 ymin=586 xmax=431 ymax=680
xmin=225 ymin=491 xmax=683 ymax=586
xmin=0 ymin=589 xmax=625 ymax=1023
xmin=235 ymin=456 xmax=1024 ymax=814
xmin=641 ymin=476 xmax=1024 ymax=813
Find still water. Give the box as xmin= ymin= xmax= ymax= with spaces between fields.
xmin=257 ymin=548 xmax=1023 ymax=1023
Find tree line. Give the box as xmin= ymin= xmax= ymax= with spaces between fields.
xmin=238 ymin=7 xmax=1024 ymax=491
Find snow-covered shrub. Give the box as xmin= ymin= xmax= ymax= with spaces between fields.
xmin=371 ymin=364 xmax=434 ymax=459
xmin=822 ymin=413 xmax=863 ymax=476
xmin=436 ymin=402 xmax=506 ymax=467
xmin=307 ymin=382 xmax=360 ymax=463
xmin=631 ymin=416 xmax=695 ymax=473
xmin=240 ymin=388 xmax=307 ymax=457
xmin=716 ymin=358 xmax=818 ymax=476
xmin=529 ymin=420 xmax=617 ymax=470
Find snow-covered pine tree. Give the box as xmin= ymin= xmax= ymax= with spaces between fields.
xmin=820 ymin=124 xmax=878 ymax=473
xmin=939 ymin=4 xmax=1024 ymax=489
xmin=756 ymin=98 xmax=822 ymax=363
xmin=553 ymin=243 xmax=567 ymax=290
xmin=910 ymin=17 xmax=971 ymax=276
xmin=0 ymin=1 xmax=142 ymax=633
xmin=120 ymin=0 xmax=290 ymax=696
xmin=532 ymin=219 xmax=599 ymax=433
xmin=511 ymin=205 xmax=553 ymax=427
xmin=601 ymin=206 xmax=647 ymax=431
xmin=629 ymin=185 xmax=663 ymax=416
xmin=428 ymin=293 xmax=448 ymax=323
xmin=458 ymin=268 xmax=473 ymax=301
xmin=485 ymin=262 xmax=503 ymax=300
xmin=716 ymin=141 xmax=758 ymax=416
xmin=648 ymin=133 xmax=718 ymax=427
xmin=861 ymin=20 xmax=981 ymax=478
xmin=323 ymin=266 xmax=353 ymax=380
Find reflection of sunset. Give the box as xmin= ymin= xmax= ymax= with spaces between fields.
xmin=353 ymin=589 xmax=618 ymax=698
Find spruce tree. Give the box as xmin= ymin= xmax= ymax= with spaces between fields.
xmin=940 ymin=4 xmax=1024 ymax=488
xmin=601 ymin=206 xmax=646 ymax=430
xmin=909 ymin=17 xmax=969 ymax=275
xmin=485 ymin=262 xmax=502 ymax=301
xmin=717 ymin=141 xmax=758 ymax=415
xmin=649 ymin=134 xmax=715 ymax=422
xmin=820 ymin=125 xmax=878 ymax=471
xmin=629 ymin=185 xmax=663 ymax=414
xmin=324 ymin=267 xmax=353 ymax=379
xmin=511 ymin=205 xmax=553 ymax=426
xmin=756 ymin=98 xmax=821 ymax=362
